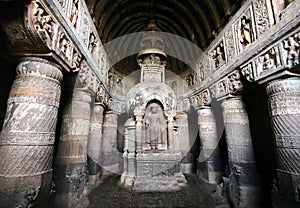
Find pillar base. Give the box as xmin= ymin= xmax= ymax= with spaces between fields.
xmin=0 ymin=171 xmax=53 ymax=208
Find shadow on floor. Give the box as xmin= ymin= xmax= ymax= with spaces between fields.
xmin=88 ymin=174 xmax=231 ymax=208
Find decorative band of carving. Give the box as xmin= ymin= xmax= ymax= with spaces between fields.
xmin=221 ymin=97 xmax=245 ymax=110
xmin=276 ymin=147 xmax=300 ymax=174
xmin=0 ymin=132 xmax=55 ymax=145
xmin=0 ymin=145 xmax=53 ymax=176
xmin=266 ymin=77 xmax=300 ymax=96
xmin=269 ymin=106 xmax=300 ymax=116
xmin=65 ymin=88 xmax=92 ymax=104
xmin=275 ymin=135 xmax=300 ymax=148
xmin=8 ymin=76 xmax=61 ymax=107
xmin=8 ymin=96 xmax=60 ymax=108
xmin=56 ymin=140 xmax=88 ymax=158
xmin=17 ymin=57 xmax=63 ymax=81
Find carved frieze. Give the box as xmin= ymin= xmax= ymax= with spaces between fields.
xmin=77 ymin=60 xmax=99 ymax=92
xmin=58 ymin=0 xmax=71 ymax=16
xmin=233 ymin=5 xmax=255 ymax=53
xmin=32 ymin=1 xmax=58 ymax=48
xmin=253 ymin=0 xmax=271 ymax=36
xmin=255 ymin=47 xmax=281 ymax=75
xmin=210 ymin=40 xmax=226 ymax=70
xmin=241 ymin=29 xmax=300 ymax=83
xmin=200 ymin=89 xmax=211 ymax=107
xmin=282 ymin=32 xmax=300 ymax=68
xmin=70 ymin=0 xmax=80 ymax=28
xmin=109 ymin=99 xmax=126 ymax=113
xmin=241 ymin=62 xmax=255 ymax=82
xmin=210 ymin=70 xmax=242 ymax=99
xmin=225 ymin=28 xmax=236 ymax=61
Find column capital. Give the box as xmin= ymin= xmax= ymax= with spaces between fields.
xmin=210 ymin=70 xmax=243 ymax=101
xmin=17 ymin=57 xmax=63 ymax=81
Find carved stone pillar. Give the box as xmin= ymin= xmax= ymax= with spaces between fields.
xmin=100 ymin=111 xmax=120 ymax=175
xmin=175 ymin=112 xmax=192 ymax=174
xmin=123 ymin=118 xmax=136 ymax=186
xmin=167 ymin=116 xmax=175 ymax=152
xmin=174 ymin=112 xmax=189 ymax=152
xmin=266 ymin=77 xmax=300 ymax=207
xmin=0 ymin=57 xmax=62 ymax=208
xmin=221 ymin=97 xmax=263 ymax=207
xmin=54 ymin=88 xmax=92 ymax=208
xmin=135 ymin=114 xmax=143 ymax=153
xmin=87 ymin=102 xmax=105 ymax=187
xmin=197 ymin=106 xmax=223 ymax=184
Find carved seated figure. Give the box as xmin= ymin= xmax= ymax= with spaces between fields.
xmin=143 ymin=102 xmax=166 ymax=152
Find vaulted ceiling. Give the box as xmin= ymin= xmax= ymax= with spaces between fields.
xmin=85 ymin=0 xmax=243 ymax=74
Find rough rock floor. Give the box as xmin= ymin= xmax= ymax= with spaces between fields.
xmin=88 ymin=174 xmax=231 ymax=208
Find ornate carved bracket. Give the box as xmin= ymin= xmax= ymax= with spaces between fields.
xmin=210 ymin=70 xmax=243 ymax=100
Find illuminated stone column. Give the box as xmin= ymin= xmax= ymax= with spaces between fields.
xmin=266 ymin=77 xmax=300 ymax=207
xmin=54 ymin=87 xmax=92 ymax=208
xmin=197 ymin=106 xmax=223 ymax=184
xmin=0 ymin=57 xmax=62 ymax=208
xmin=222 ymin=96 xmax=263 ymax=207
xmin=87 ymin=102 xmax=105 ymax=187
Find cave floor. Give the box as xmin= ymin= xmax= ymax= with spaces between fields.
xmin=88 ymin=174 xmax=231 ymax=208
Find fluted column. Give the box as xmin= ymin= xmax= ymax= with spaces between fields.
xmin=54 ymin=87 xmax=92 ymax=208
xmin=87 ymin=102 xmax=105 ymax=187
xmin=197 ymin=106 xmax=223 ymax=184
xmin=266 ymin=77 xmax=300 ymax=207
xmin=100 ymin=111 xmax=119 ymax=175
xmin=0 ymin=57 xmax=62 ymax=208
xmin=222 ymin=97 xmax=263 ymax=207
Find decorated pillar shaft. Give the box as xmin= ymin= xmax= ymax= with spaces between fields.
xmin=135 ymin=114 xmax=143 ymax=153
xmin=266 ymin=77 xmax=300 ymax=206
xmin=167 ymin=116 xmax=175 ymax=152
xmin=197 ymin=106 xmax=223 ymax=184
xmin=100 ymin=111 xmax=119 ymax=175
xmin=87 ymin=102 xmax=105 ymax=186
xmin=222 ymin=97 xmax=263 ymax=207
xmin=54 ymin=87 xmax=92 ymax=208
xmin=0 ymin=57 xmax=62 ymax=208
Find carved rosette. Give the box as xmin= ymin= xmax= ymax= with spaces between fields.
xmin=266 ymin=77 xmax=300 ymax=204
xmin=0 ymin=57 xmax=63 ymax=207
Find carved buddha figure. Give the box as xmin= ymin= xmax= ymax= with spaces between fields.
xmin=144 ymin=103 xmax=166 ymax=151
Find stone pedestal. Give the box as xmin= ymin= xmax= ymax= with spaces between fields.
xmin=87 ymin=102 xmax=105 ymax=188
xmin=197 ymin=107 xmax=223 ymax=184
xmin=134 ymin=152 xmax=185 ymax=191
xmin=0 ymin=57 xmax=62 ymax=208
xmin=54 ymin=88 xmax=92 ymax=208
xmin=222 ymin=97 xmax=263 ymax=207
xmin=266 ymin=77 xmax=300 ymax=207
xmin=100 ymin=111 xmax=120 ymax=176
